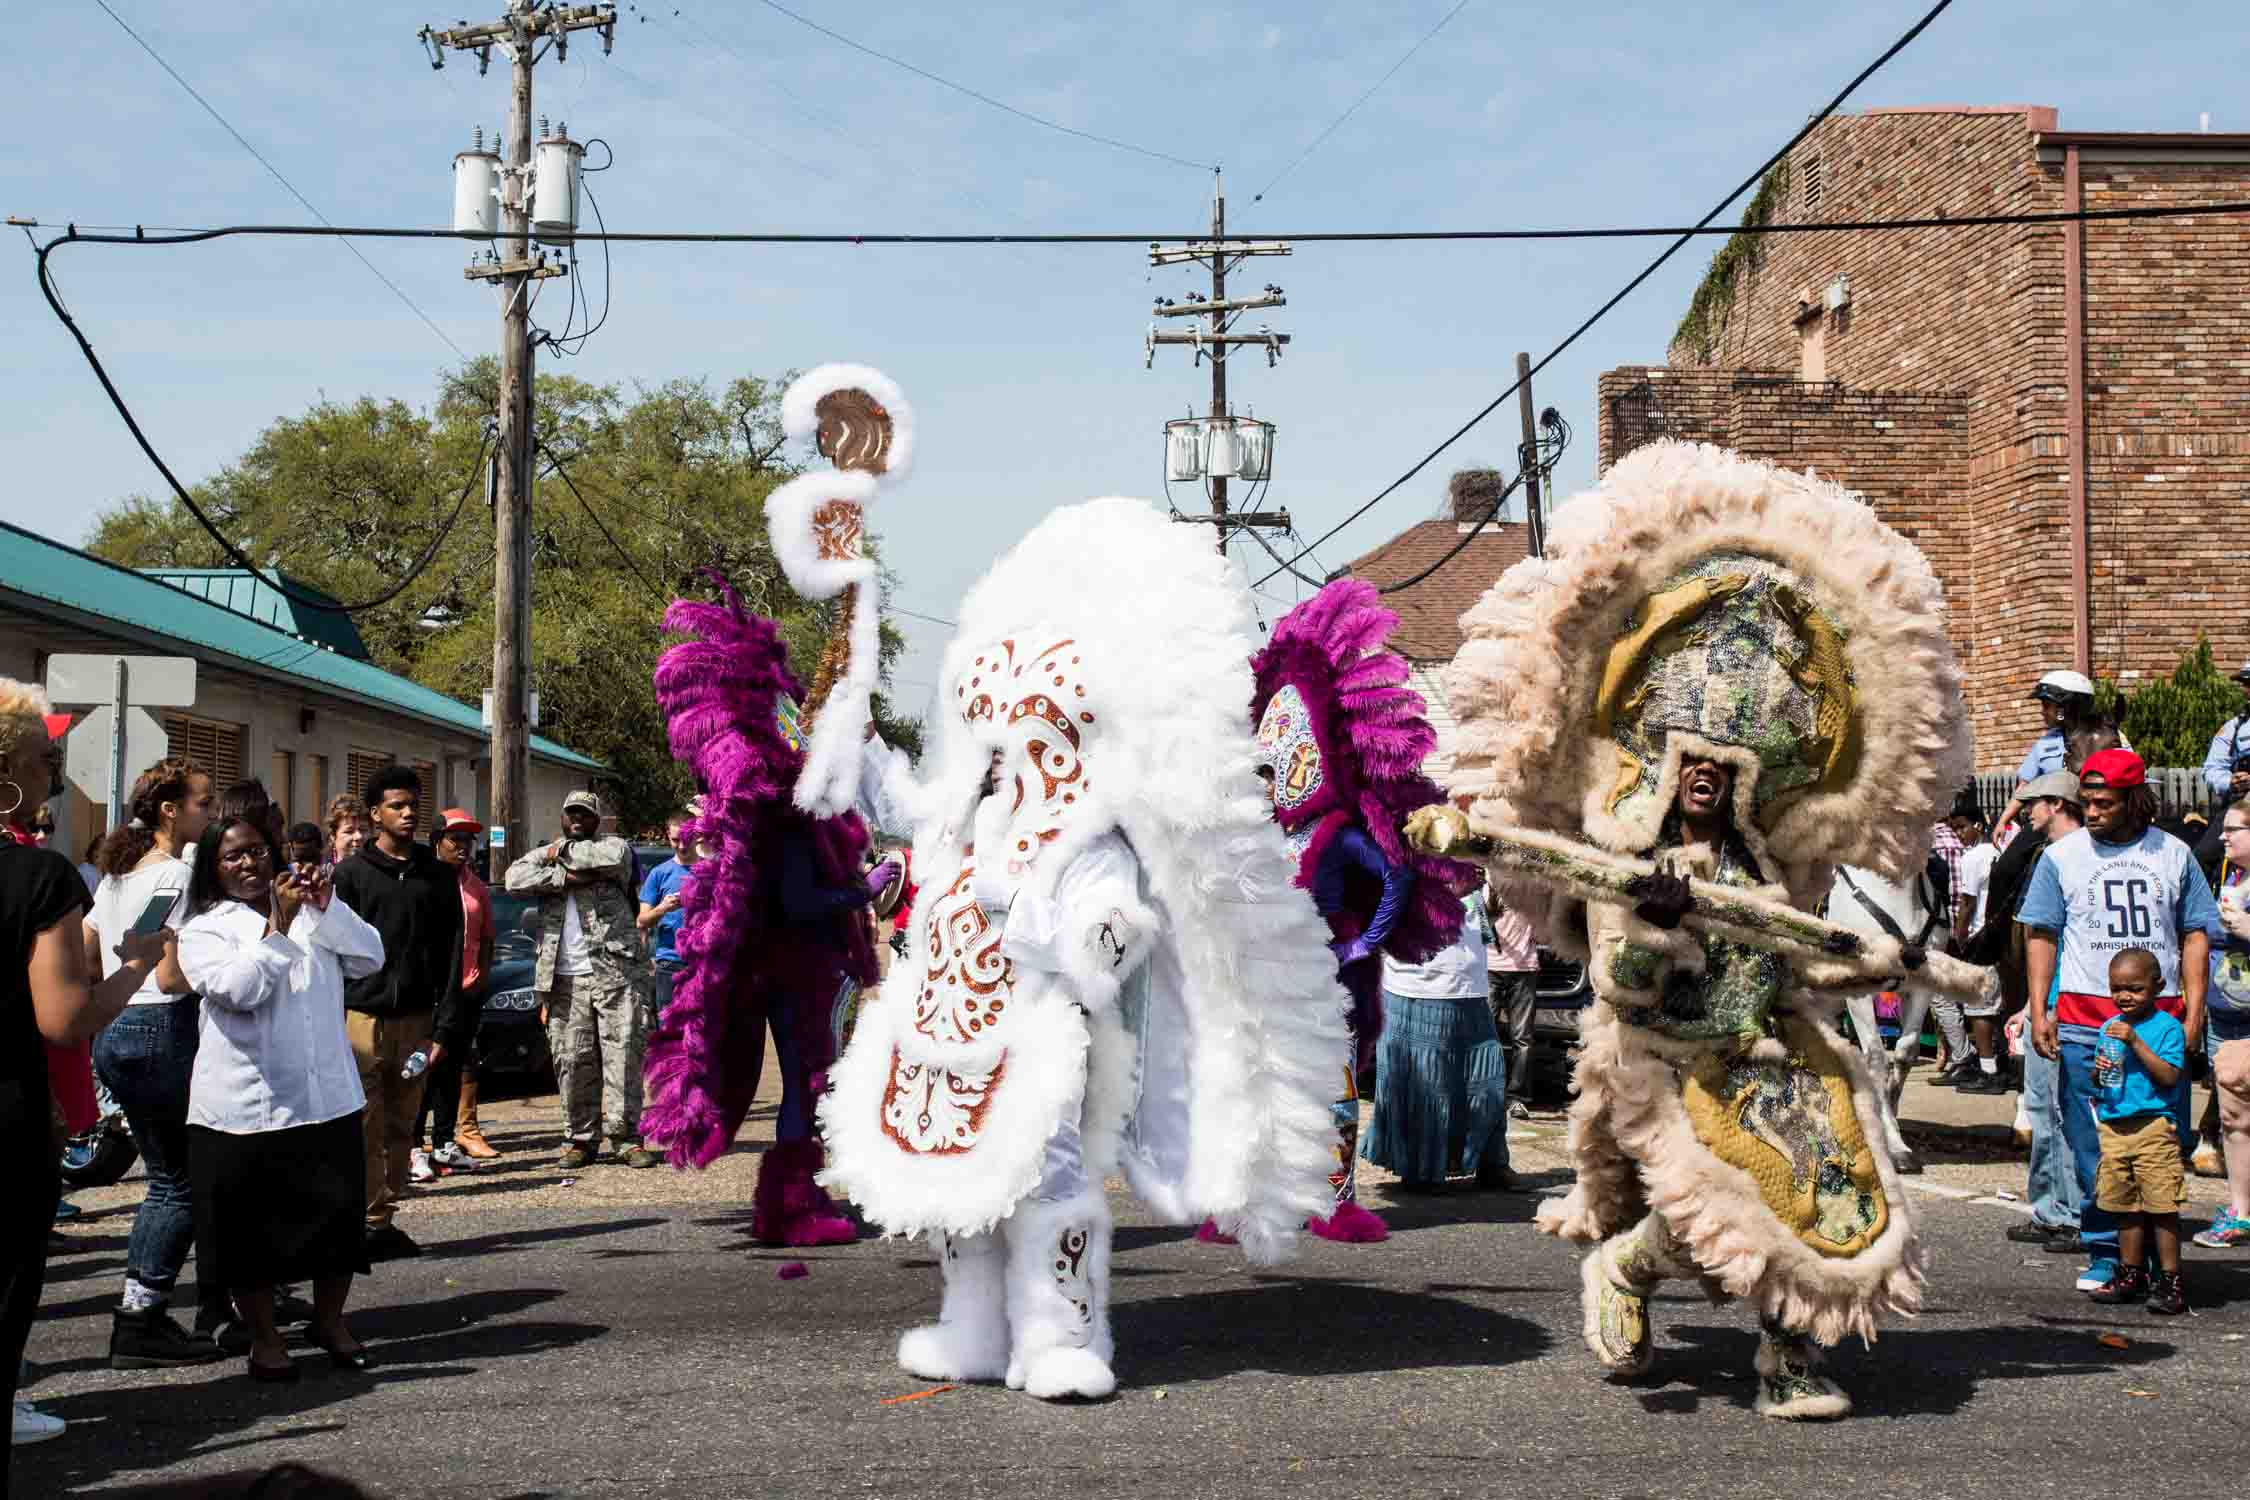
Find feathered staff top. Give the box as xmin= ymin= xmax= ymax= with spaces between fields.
xmin=641 ymin=580 xmax=879 ymax=1169
xmin=1250 ymin=578 xmax=1474 ymax=964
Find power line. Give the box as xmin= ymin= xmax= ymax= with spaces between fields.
xmin=892 ymin=605 xmax=957 ymax=629
xmin=1252 ymin=0 xmax=1473 ymax=205
xmin=38 ymin=222 xmax=492 ymax=616
xmin=534 ymin=438 xmax=668 ymax=605
xmin=745 ymin=0 xmax=1216 ymax=173
xmin=87 ymin=0 xmax=468 ymax=360
xmin=1253 ymin=0 xmax=1958 ymax=588
xmin=28 ymin=195 xmax=2249 ymax=249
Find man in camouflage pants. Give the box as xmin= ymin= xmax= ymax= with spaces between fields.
xmin=505 ymin=790 xmax=659 ymax=1168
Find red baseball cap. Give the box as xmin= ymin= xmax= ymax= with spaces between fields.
xmin=435 ymin=808 xmax=485 ymax=837
xmin=2079 ymin=748 xmax=2146 ymax=789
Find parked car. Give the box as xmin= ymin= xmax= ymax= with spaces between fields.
xmin=477 ymin=888 xmax=548 ymax=1084
xmin=1525 ymin=947 xmax=1594 ymax=1099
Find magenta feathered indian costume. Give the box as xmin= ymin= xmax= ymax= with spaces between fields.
xmin=1250 ymin=578 xmax=1476 ymax=1241
xmin=640 ymin=582 xmax=880 ymax=1247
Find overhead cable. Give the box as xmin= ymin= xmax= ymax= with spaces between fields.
xmin=1252 ymin=0 xmax=1474 ymax=205
xmin=35 ymin=196 xmax=2250 ymax=248
xmin=748 ymin=0 xmax=1216 ymax=173
xmin=534 ymin=438 xmax=668 ymax=606
xmin=87 ymin=0 xmax=467 ymax=360
xmin=38 ymin=229 xmax=490 ymax=615
xmin=1252 ymin=0 xmax=1958 ymax=588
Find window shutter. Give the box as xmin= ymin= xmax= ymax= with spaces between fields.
xmin=347 ymin=750 xmax=392 ymax=801
xmin=161 ymin=712 xmax=246 ymax=787
xmin=413 ymin=760 xmax=437 ymax=817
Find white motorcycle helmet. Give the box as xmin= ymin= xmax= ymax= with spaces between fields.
xmin=2030 ymin=669 xmax=2095 ymax=707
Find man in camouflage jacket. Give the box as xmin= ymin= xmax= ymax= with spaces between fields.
xmin=504 ymin=790 xmax=658 ymax=1168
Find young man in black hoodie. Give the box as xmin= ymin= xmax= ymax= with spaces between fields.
xmin=332 ymin=765 xmax=465 ymax=1261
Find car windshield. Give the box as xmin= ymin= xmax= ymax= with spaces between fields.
xmin=492 ymin=890 xmax=539 ymax=964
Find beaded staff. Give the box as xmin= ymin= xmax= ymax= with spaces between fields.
xmin=766 ymin=364 xmax=916 ymax=816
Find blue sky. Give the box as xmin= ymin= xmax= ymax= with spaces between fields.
xmin=3 ymin=1 xmax=2238 ymax=720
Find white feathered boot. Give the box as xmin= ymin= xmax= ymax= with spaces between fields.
xmin=897 ymin=1230 xmax=1010 ymax=1383
xmin=1003 ymin=1191 xmax=1115 ymax=1400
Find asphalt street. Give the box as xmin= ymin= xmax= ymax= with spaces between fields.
xmin=20 ymin=1081 xmax=2250 ymax=1500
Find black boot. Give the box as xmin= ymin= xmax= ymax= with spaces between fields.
xmin=111 ymin=1305 xmax=228 ymax=1369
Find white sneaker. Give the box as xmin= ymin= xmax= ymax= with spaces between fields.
xmin=409 ymin=1147 xmax=437 ymax=1184
xmin=13 ymin=1399 xmax=65 ymax=1446
xmin=431 ymin=1142 xmax=475 ymax=1171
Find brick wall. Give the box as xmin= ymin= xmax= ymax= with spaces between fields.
xmin=1601 ymin=107 xmax=2250 ymax=770
xmin=2074 ymin=156 xmax=2250 ymax=690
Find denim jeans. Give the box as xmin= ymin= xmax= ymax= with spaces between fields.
xmin=90 ymin=999 xmax=199 ymax=1296
xmin=2019 ymin=1043 xmax=2081 ymax=1231
xmin=2058 ymin=1036 xmax=2196 ymax=1261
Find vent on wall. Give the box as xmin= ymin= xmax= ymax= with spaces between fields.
xmin=1801 ymin=153 xmax=1823 ymax=219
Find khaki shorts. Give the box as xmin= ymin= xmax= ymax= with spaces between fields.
xmin=2094 ymin=1113 xmax=2184 ymax=1215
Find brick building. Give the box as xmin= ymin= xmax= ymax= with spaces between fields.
xmin=1599 ymin=105 xmax=2250 ymax=767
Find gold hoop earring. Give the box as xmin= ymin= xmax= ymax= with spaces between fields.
xmin=0 ymin=781 xmax=22 ymax=819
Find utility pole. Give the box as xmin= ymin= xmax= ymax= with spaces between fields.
xmin=418 ymin=0 xmax=614 ymax=863
xmin=1515 ymin=351 xmax=1545 ymax=558
xmin=1149 ymin=174 xmax=1293 ymax=554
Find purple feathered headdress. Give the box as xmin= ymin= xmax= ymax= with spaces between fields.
xmin=1250 ymin=578 xmax=1475 ymax=964
xmin=641 ymin=577 xmax=874 ymax=1168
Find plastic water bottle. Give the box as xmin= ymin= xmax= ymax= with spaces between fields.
xmin=401 ymin=1049 xmax=430 ymax=1082
xmin=2093 ymin=1029 xmax=2127 ymax=1098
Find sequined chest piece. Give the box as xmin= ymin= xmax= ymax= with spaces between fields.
xmin=881 ymin=857 xmax=1014 ymax=1157
xmin=914 ymin=860 xmax=1013 ymax=1046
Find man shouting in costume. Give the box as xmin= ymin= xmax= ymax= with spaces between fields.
xmin=819 ymin=497 xmax=1351 ymax=1401
xmin=1428 ymin=441 xmax=1972 ymax=1419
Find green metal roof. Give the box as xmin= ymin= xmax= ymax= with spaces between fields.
xmin=141 ymin=569 xmax=373 ymax=661
xmin=0 ymin=522 xmax=604 ymax=773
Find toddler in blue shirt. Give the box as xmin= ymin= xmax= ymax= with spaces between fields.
xmin=2089 ymin=947 xmax=2188 ymax=1314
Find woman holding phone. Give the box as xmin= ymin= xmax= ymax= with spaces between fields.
xmin=84 ymin=758 xmax=224 ymax=1369
xmin=178 ymin=812 xmax=383 ymax=1381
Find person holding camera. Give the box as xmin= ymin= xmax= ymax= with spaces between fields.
xmin=178 ymin=812 xmax=384 ymax=1380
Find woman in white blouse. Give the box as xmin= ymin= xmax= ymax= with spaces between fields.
xmin=178 ymin=812 xmax=384 ymax=1381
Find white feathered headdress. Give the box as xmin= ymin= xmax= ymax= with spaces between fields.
xmin=891 ymin=497 xmax=1352 ymax=1263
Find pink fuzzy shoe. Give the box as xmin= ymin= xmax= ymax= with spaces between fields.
xmin=1194 ymin=1219 xmax=1238 ymax=1245
xmin=752 ymin=1139 xmax=859 ymax=1248
xmin=1307 ymin=1200 xmax=1389 ymax=1243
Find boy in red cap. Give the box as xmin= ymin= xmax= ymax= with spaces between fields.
xmin=2020 ymin=748 xmax=2218 ymax=1296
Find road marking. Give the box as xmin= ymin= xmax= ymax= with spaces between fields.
xmin=1902 ymin=1180 xmax=2035 ymax=1215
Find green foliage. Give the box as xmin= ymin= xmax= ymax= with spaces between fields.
xmin=2093 ymin=636 xmax=2241 ymax=770
xmin=86 ymin=360 xmax=925 ymax=830
xmin=1671 ymin=163 xmax=1791 ymax=365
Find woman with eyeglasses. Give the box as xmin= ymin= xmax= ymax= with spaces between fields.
xmin=177 ymin=811 xmax=383 ymax=1381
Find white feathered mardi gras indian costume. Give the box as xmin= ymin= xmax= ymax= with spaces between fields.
xmin=1440 ymin=442 xmax=1971 ymax=1420
xmin=819 ymin=497 xmax=1351 ymax=1400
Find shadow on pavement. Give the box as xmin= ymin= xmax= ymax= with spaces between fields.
xmin=417 ymin=1215 xmax=667 ymax=1262
xmin=1121 ymin=1279 xmax=1552 ymax=1386
xmin=14 ymin=1287 xmax=606 ymax=1495
xmin=1617 ymin=1320 xmax=2179 ymax=1419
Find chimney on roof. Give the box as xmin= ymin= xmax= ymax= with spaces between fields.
xmin=1447 ymin=468 xmax=1506 ymax=523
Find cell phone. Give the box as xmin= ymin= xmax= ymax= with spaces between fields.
xmin=127 ymin=889 xmax=180 ymax=937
